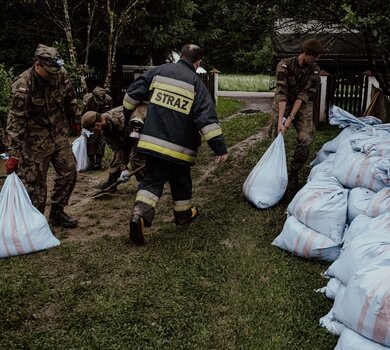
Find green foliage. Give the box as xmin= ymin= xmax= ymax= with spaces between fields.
xmin=0 ymin=64 xmax=14 ymax=127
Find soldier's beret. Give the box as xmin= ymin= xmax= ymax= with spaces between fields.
xmin=35 ymin=44 xmax=64 ymax=74
xmin=81 ymin=111 xmax=99 ymax=129
xmin=302 ymin=39 xmax=324 ymax=56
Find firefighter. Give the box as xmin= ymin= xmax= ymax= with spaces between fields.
xmin=123 ymin=43 xmax=228 ymax=245
xmin=268 ymin=38 xmax=323 ymax=191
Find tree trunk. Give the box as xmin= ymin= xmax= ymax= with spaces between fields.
xmin=63 ymin=0 xmax=78 ymax=68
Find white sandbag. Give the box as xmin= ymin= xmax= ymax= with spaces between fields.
xmin=72 ymin=131 xmax=90 ymax=172
xmin=342 ymin=214 xmax=372 ymax=249
xmin=366 ymin=188 xmax=390 ymax=218
xmin=347 ymin=187 xmax=375 ymax=223
xmin=324 ymin=230 xmax=390 ymax=286
xmin=287 ymin=175 xmax=348 ymax=244
xmin=332 ymin=129 xmax=390 ymax=192
xmin=333 ymin=263 xmax=390 ymax=347
xmin=329 ymin=105 xmax=382 ymax=129
xmin=319 ymin=283 xmax=346 ymax=335
xmin=308 ymin=153 xmax=336 ymax=181
xmin=0 ymin=173 xmax=60 ymax=258
xmin=368 ymin=212 xmax=390 ymax=232
xmin=317 ymin=277 xmax=342 ymax=300
xmin=243 ymin=133 xmax=287 ymax=208
xmin=272 ymin=215 xmax=341 ymax=261
xmin=335 ymin=327 xmax=389 ymax=350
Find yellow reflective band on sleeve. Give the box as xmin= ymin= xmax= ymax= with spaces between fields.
xmin=150 ymin=81 xmax=195 ymax=100
xmin=123 ymin=100 xmax=136 ymax=111
xmin=203 ymin=128 xmax=223 ymax=141
xmin=138 ymin=140 xmax=196 ymax=163
xmin=150 ymin=88 xmax=193 ymax=115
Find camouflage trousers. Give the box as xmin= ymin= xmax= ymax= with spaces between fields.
xmin=87 ymin=133 xmax=106 ymax=157
xmin=20 ymin=143 xmax=77 ymax=213
xmin=268 ymin=103 xmax=315 ymax=173
xmin=109 ymin=139 xmax=145 ymax=182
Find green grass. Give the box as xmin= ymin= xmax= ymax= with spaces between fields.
xmin=216 ymin=97 xmax=246 ymax=120
xmin=218 ymin=74 xmax=271 ymax=92
xmin=0 ymin=99 xmax=342 ymax=349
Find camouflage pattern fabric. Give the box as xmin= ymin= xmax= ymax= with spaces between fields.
xmin=0 ymin=126 xmax=7 ymax=152
xmin=269 ymin=56 xmax=319 ymax=172
xmin=102 ymin=106 xmax=145 ymax=179
xmin=82 ymin=89 xmax=113 ymax=158
xmin=6 ymin=66 xmax=77 ymax=212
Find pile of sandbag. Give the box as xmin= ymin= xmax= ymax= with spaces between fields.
xmin=271 ymin=106 xmax=390 ymax=348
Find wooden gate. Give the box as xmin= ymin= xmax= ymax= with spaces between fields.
xmin=326 ymin=73 xmax=369 ymax=117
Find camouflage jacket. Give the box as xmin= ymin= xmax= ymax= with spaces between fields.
xmin=6 ymin=67 xmax=77 ymax=156
xmin=0 ymin=126 xmax=7 ymax=152
xmin=102 ymin=106 xmax=135 ymax=169
xmin=82 ymin=93 xmax=113 ymax=114
xmin=274 ymin=56 xmax=320 ymax=106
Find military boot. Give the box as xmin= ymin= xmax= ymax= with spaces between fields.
xmin=49 ymin=205 xmax=78 ymax=228
xmin=94 ymin=155 xmax=103 ymax=170
xmin=94 ymin=172 xmax=120 ymax=192
xmin=287 ymin=170 xmax=300 ymax=193
xmin=175 ymin=207 xmax=199 ymax=226
xmin=88 ymin=155 xmax=96 ymax=170
xmin=129 ymin=215 xmax=145 ymax=245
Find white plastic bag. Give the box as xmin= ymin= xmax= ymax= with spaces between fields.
xmin=72 ymin=133 xmax=89 ymax=172
xmin=0 ymin=173 xmax=60 ymax=258
xmin=243 ymin=133 xmax=287 ymax=208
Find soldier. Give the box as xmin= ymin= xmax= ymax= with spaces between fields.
xmin=268 ymin=38 xmax=323 ymax=191
xmin=81 ymin=105 xmax=145 ymax=192
xmin=82 ymin=86 xmax=113 ymax=170
xmin=0 ymin=126 xmax=7 ymax=152
xmin=123 ymin=43 xmax=228 ymax=245
xmin=5 ymin=44 xmax=79 ymax=228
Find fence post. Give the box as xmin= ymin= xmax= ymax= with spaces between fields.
xmin=209 ymin=68 xmax=220 ymax=104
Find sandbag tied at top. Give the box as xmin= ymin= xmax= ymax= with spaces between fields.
xmin=243 ymin=133 xmax=287 ymax=209
xmin=0 ymin=173 xmax=60 ymax=258
xmin=72 ymin=129 xmax=92 ymax=172
xmin=329 ymin=105 xmax=382 ymax=129
xmin=287 ymin=175 xmax=348 ymax=244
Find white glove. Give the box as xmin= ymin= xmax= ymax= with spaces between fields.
xmin=81 ymin=128 xmax=94 ymax=138
xmin=119 ymin=169 xmax=130 ymax=182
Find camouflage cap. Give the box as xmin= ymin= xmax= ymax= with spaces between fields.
xmin=81 ymin=111 xmax=99 ymax=129
xmin=302 ymin=39 xmax=324 ymax=56
xmin=35 ymin=44 xmax=64 ymax=74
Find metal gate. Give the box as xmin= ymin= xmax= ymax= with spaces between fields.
xmin=326 ymin=73 xmax=369 ymax=117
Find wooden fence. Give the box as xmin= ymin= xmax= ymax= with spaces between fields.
xmin=80 ymin=70 xmax=217 ymax=106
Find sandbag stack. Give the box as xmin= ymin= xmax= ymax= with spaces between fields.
xmin=272 ymin=106 xmax=390 ymax=349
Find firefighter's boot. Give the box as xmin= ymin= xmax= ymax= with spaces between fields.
xmin=129 ymin=215 xmax=145 ymax=245
xmin=49 ymin=205 xmax=78 ymax=228
xmin=175 ymin=207 xmax=199 ymax=226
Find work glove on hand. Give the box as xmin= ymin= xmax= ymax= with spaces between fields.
xmin=119 ymin=169 xmax=130 ymax=182
xmin=71 ymin=122 xmax=81 ymax=136
xmin=5 ymin=156 xmax=19 ymax=173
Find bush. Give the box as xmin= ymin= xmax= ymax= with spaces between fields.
xmin=0 ymin=63 xmax=14 ymax=127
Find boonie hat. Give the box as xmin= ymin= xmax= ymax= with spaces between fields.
xmin=35 ymin=44 xmax=64 ymax=74
xmin=81 ymin=111 xmax=99 ymax=129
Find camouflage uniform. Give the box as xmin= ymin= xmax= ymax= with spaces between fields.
xmin=82 ymin=87 xmax=113 ymax=166
xmin=0 ymin=126 xmax=7 ymax=152
xmin=269 ymin=56 xmax=320 ymax=173
xmin=6 ymin=66 xmax=78 ymax=213
xmin=101 ymin=106 xmax=145 ymax=181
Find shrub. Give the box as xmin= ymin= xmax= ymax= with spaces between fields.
xmin=0 ymin=64 xmax=14 ymax=127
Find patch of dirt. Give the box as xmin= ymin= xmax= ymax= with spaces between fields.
xmin=4 ymin=98 xmax=271 ymax=243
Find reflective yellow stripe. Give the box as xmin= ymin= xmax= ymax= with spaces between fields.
xmin=150 ymin=81 xmax=195 ymax=100
xmin=174 ymin=200 xmax=192 ymax=212
xmin=123 ymin=100 xmax=136 ymax=111
xmin=138 ymin=140 xmax=196 ymax=163
xmin=203 ymin=128 xmax=223 ymax=141
xmin=135 ymin=195 xmax=158 ymax=208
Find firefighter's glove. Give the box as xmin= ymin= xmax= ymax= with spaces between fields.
xmin=119 ymin=169 xmax=130 ymax=183
xmin=5 ymin=156 xmax=19 ymax=173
